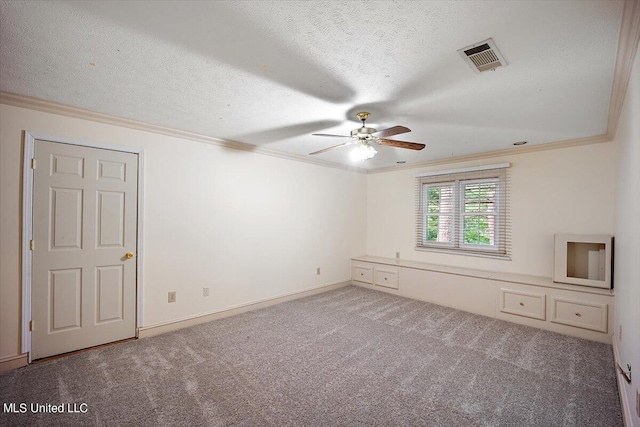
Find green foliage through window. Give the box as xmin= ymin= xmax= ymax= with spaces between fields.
xmin=424 ymin=185 xmax=453 ymax=243
xmin=462 ymin=182 xmax=496 ymax=246
xmin=422 ymin=179 xmax=500 ymax=249
xmin=463 ymin=215 xmax=492 ymax=245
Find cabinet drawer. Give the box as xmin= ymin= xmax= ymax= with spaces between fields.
xmin=352 ymin=265 xmax=373 ymax=284
xmin=374 ymin=268 xmax=399 ymax=289
xmin=551 ymin=298 xmax=608 ymax=333
xmin=500 ymin=289 xmax=546 ymax=320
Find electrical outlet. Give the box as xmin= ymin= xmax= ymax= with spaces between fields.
xmin=316 ymin=267 xmax=320 ymax=275
xmin=396 ymin=252 xmax=400 ymax=259
xmin=203 ymin=287 xmax=210 ymax=297
xmin=168 ymin=291 xmax=176 ymax=303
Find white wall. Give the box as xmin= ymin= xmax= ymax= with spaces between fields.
xmin=0 ymin=104 xmax=367 ymax=360
xmin=366 ymin=143 xmax=615 ymax=277
xmin=613 ymin=43 xmax=640 ymax=427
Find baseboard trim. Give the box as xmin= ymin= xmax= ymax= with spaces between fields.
xmin=138 ymin=281 xmax=351 ymax=339
xmin=0 ymin=353 xmax=29 ymax=374
xmin=612 ymin=335 xmax=633 ymax=427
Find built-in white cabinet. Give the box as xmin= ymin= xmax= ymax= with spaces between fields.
xmin=499 ymin=289 xmax=609 ymax=333
xmin=374 ymin=267 xmax=399 ymax=290
xmin=551 ymin=297 xmax=608 ymax=333
xmin=553 ymin=234 xmax=613 ymax=289
xmin=500 ymin=289 xmax=546 ymax=321
xmin=352 ymin=265 xmax=373 ymax=285
xmin=351 ymin=256 xmax=614 ymax=343
xmin=352 ymin=262 xmax=399 ymax=290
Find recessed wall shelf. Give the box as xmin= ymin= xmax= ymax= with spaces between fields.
xmin=553 ymin=234 xmax=613 ymax=289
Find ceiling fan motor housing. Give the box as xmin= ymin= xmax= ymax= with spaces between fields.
xmin=310 ymin=112 xmax=423 ymax=155
xmin=351 ymin=126 xmax=377 ymax=140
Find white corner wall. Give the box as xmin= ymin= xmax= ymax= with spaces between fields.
xmin=0 ymin=104 xmax=367 ymax=360
xmin=366 ymin=143 xmax=615 ymax=277
xmin=613 ymin=43 xmax=640 ymax=427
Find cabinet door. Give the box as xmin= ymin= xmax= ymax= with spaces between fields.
xmin=352 ymin=265 xmax=373 ymax=284
xmin=374 ymin=268 xmax=399 ymax=289
xmin=500 ymin=289 xmax=546 ymax=320
xmin=551 ymin=298 xmax=608 ymax=332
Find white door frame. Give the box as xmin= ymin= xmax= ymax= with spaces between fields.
xmin=21 ymin=131 xmax=145 ymax=362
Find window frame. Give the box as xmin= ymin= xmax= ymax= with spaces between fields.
xmin=422 ymin=181 xmax=456 ymax=249
xmin=416 ymin=166 xmax=509 ymax=258
xmin=458 ymin=177 xmax=501 ymax=253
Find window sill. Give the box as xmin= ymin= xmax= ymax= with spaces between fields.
xmin=415 ymin=246 xmax=511 ymax=261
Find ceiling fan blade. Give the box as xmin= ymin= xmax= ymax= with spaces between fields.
xmin=378 ymin=139 xmax=425 ymax=150
xmin=311 ymin=133 xmax=351 ymax=138
xmin=309 ymin=142 xmax=351 ymax=155
xmin=373 ymin=125 xmax=411 ymax=138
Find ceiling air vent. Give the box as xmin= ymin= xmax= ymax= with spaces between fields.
xmin=458 ymin=38 xmax=507 ymax=73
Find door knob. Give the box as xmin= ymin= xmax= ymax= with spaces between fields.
xmin=125 ymin=252 xmax=134 ymax=259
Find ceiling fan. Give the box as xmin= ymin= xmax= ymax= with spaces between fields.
xmin=310 ymin=112 xmax=425 ymax=160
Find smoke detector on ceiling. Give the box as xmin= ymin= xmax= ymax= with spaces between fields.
xmin=458 ymin=38 xmax=507 ymax=73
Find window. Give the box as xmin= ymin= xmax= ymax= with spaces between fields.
xmin=416 ymin=164 xmax=510 ymax=257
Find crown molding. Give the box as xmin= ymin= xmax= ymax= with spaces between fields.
xmin=367 ymin=134 xmax=612 ymax=174
xmin=371 ymin=0 xmax=636 ymax=175
xmin=0 ymin=90 xmax=612 ymax=176
xmin=0 ymin=91 xmax=368 ymax=174
xmin=2 ymin=0 xmax=636 ymax=177
xmin=367 ymin=0 xmax=640 ymax=174
xmin=606 ymin=0 xmax=640 ymax=140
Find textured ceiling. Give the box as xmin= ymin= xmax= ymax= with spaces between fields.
xmin=0 ymin=1 xmax=624 ymax=169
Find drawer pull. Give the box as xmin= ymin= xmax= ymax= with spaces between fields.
xmin=361 ymin=273 xmax=364 ymax=276
xmin=575 ymin=312 xmax=581 ymax=317
xmin=519 ymin=302 xmax=524 ymax=306
xmin=384 ymin=277 xmax=387 ymax=280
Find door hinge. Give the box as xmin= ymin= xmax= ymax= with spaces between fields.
xmin=31 ymin=158 xmax=36 ymax=169
xmin=29 ymin=320 xmax=34 ymax=331
xmin=30 ymin=240 xmax=34 ymax=250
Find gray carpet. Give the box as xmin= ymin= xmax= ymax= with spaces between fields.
xmin=0 ymin=285 xmax=622 ymax=426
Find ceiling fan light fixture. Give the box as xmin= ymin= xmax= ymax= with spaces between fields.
xmin=310 ymin=113 xmax=422 ymax=158
xmin=350 ymin=142 xmax=377 ymax=161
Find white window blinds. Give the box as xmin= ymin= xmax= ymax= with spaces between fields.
xmin=415 ymin=164 xmax=510 ymax=257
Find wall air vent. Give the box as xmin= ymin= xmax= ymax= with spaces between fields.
xmin=458 ymin=38 xmax=507 ymax=73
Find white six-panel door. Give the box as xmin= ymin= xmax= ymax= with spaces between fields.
xmin=31 ymin=140 xmax=138 ymax=359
